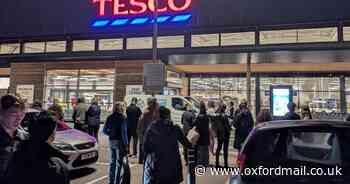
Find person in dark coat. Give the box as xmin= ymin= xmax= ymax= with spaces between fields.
xmin=0 ymin=95 xmax=26 ymax=183
xmin=87 ymin=100 xmax=101 ymax=141
xmin=143 ymin=106 xmax=191 ymax=184
xmin=137 ymin=98 xmax=159 ymax=164
xmin=181 ymin=104 xmax=196 ymax=165
xmin=126 ymin=97 xmax=142 ymax=157
xmin=284 ymin=102 xmax=301 ymax=120
xmin=215 ymin=104 xmax=231 ymax=168
xmin=103 ymin=103 xmax=128 ymax=184
xmin=7 ymin=111 xmax=69 ymax=184
xmin=195 ymin=101 xmax=214 ymax=166
xmin=233 ymin=101 xmax=254 ymax=151
xmin=301 ymin=104 xmax=312 ymax=120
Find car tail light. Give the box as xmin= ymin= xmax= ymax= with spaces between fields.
xmin=236 ymin=153 xmax=246 ymax=171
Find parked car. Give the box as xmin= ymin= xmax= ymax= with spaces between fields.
xmin=229 ymin=120 xmax=350 ymax=184
xmin=21 ymin=109 xmax=99 ymax=170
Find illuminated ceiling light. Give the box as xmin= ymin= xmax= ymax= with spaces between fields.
xmin=92 ymin=20 xmax=110 ymax=27
xmin=111 ymin=18 xmax=129 ymax=26
xmin=171 ymin=14 xmax=192 ymax=22
xmin=130 ymin=17 xmax=149 ymax=25
xmin=150 ymin=16 xmax=171 ymax=23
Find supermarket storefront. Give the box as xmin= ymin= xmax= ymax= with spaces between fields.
xmin=1 ymin=0 xmax=350 ymax=118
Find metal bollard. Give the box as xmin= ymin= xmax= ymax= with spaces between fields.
xmin=187 ymin=146 xmax=196 ymax=184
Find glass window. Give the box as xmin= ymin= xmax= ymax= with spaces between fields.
xmin=190 ymin=77 xmax=256 ymax=116
xmin=346 ymin=78 xmax=350 ymax=113
xmin=221 ymin=32 xmax=255 ymax=46
xmin=0 ymin=43 xmax=20 ymax=54
xmin=260 ymin=30 xmax=298 ymax=44
xmin=172 ymin=97 xmax=185 ymax=110
xmin=72 ymin=40 xmax=95 ymax=52
xmin=158 ymin=36 xmax=184 ymax=48
xmin=297 ymin=27 xmax=337 ymax=43
xmin=46 ymin=41 xmax=66 ymax=52
xmin=127 ymin=37 xmax=152 ymax=49
xmin=191 ymin=34 xmax=219 ymax=47
xmin=260 ymin=27 xmax=337 ymax=44
xmin=287 ymin=131 xmax=340 ymax=165
xmin=0 ymin=78 xmax=9 ymax=89
xmin=45 ymin=69 xmax=115 ymax=121
xmin=99 ymin=38 xmax=123 ymax=50
xmin=343 ymin=27 xmax=350 ymax=41
xmin=24 ymin=42 xmax=45 ymax=53
xmin=260 ymin=77 xmax=340 ymax=113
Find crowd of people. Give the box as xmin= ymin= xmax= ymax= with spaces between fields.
xmin=1 ymin=92 xmax=336 ymax=184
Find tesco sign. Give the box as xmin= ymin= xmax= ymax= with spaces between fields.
xmin=93 ymin=0 xmax=192 ymax=16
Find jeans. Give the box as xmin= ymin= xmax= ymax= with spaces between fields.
xmin=109 ymin=140 xmax=123 ymax=184
xmin=88 ymin=125 xmax=100 ymax=141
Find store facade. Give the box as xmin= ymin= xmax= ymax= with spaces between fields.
xmin=2 ymin=0 xmax=350 ymax=119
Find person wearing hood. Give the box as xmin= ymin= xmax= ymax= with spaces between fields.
xmin=0 ymin=95 xmax=26 ymax=183
xmin=87 ymin=100 xmax=101 ymax=141
xmin=233 ymin=101 xmax=254 ymax=151
xmin=6 ymin=111 xmax=69 ymax=184
xmin=143 ymin=106 xmax=191 ymax=184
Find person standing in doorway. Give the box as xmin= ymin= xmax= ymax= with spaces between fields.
xmin=74 ymin=97 xmax=88 ymax=132
xmin=126 ymin=97 xmax=142 ymax=158
xmin=103 ymin=103 xmax=128 ymax=184
xmin=284 ymin=102 xmax=301 ymax=120
xmin=233 ymin=101 xmax=254 ymax=152
xmin=137 ymin=98 xmax=159 ymax=164
xmin=87 ymin=100 xmax=101 ymax=141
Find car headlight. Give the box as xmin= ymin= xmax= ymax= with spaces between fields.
xmin=53 ymin=143 xmax=75 ymax=151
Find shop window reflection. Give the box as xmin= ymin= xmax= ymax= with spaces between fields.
xmin=45 ymin=69 xmax=115 ymax=122
xmin=260 ymin=77 xmax=341 ymax=114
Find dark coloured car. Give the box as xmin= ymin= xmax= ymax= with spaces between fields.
xmin=229 ymin=120 xmax=350 ymax=184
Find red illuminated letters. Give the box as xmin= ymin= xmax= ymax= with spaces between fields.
xmin=93 ymin=0 xmax=112 ymax=16
xmin=93 ymin=0 xmax=192 ymax=16
xmin=148 ymin=0 xmax=168 ymax=13
xmin=130 ymin=0 xmax=148 ymax=14
xmin=168 ymin=0 xmax=191 ymax=11
xmin=114 ymin=0 xmax=129 ymax=15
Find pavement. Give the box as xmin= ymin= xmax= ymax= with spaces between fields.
xmin=70 ymin=128 xmax=238 ymax=184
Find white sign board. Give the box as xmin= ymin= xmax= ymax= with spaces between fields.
xmin=126 ymin=85 xmax=144 ymax=95
xmin=16 ymin=85 xmax=34 ymax=104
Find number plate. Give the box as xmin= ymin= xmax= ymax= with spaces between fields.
xmin=81 ymin=152 xmax=97 ymax=160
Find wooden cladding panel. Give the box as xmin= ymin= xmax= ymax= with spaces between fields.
xmin=10 ymin=62 xmax=45 ymax=103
